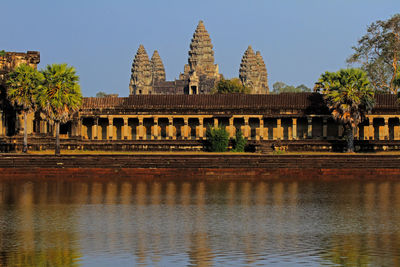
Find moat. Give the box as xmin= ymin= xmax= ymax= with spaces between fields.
xmin=1 ymin=175 xmax=400 ymax=266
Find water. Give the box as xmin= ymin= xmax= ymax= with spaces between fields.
xmin=0 ymin=177 xmax=400 ymax=266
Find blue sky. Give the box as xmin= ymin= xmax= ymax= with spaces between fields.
xmin=2 ymin=0 xmax=399 ymax=96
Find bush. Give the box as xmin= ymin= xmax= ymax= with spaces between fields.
xmin=232 ymin=130 xmax=247 ymax=152
xmin=205 ymin=126 xmax=229 ymax=152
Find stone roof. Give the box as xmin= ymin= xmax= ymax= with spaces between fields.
xmin=81 ymin=93 xmax=400 ymax=114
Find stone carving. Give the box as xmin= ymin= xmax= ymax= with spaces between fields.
xmin=181 ymin=20 xmax=220 ymax=81
xmin=129 ymin=45 xmax=152 ymax=95
xmin=239 ymin=46 xmax=269 ymax=94
xmin=151 ymin=50 xmax=166 ymax=83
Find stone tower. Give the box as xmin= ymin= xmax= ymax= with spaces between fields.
xmin=129 ymin=45 xmax=152 ymax=95
xmin=239 ymin=46 xmax=269 ymax=94
xmin=255 ymin=51 xmax=269 ymax=93
xmin=180 ymin=20 xmax=220 ymax=94
xmin=151 ymin=50 xmax=166 ymax=83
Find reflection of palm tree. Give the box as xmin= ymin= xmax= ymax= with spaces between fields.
xmin=2 ymin=181 xmax=82 ymax=266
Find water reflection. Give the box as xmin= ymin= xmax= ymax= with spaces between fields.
xmin=0 ymin=177 xmax=400 ymax=266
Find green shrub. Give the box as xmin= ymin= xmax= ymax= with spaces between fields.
xmin=232 ymin=130 xmax=247 ymax=152
xmin=205 ymin=126 xmax=229 ymax=152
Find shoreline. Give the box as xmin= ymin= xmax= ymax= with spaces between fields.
xmin=1 ymin=153 xmax=400 ymax=179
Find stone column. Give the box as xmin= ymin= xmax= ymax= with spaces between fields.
xmin=276 ymin=118 xmax=282 ymax=140
xmin=92 ymin=118 xmax=99 ymax=140
xmin=292 ymin=118 xmax=297 ymax=140
xmin=259 ymin=118 xmax=264 ymax=140
xmin=138 ymin=117 xmax=144 ymax=140
xmin=369 ymin=117 xmax=374 ymax=140
xmin=244 ymin=117 xmax=249 ymax=139
xmin=123 ymin=117 xmax=128 ymax=140
xmin=229 ymin=117 xmax=234 ymax=138
xmin=167 ymin=117 xmax=173 ymax=140
xmin=198 ymin=117 xmax=204 ymax=140
xmin=384 ymin=117 xmax=389 ymax=140
xmin=108 ymin=117 xmax=113 ymax=140
xmin=80 ymin=118 xmax=86 ymax=139
xmin=183 ymin=117 xmax=189 ymax=139
xmin=323 ymin=117 xmax=328 ymax=139
xmin=307 ymin=117 xmax=313 ymax=138
xmin=26 ymin=112 xmax=33 ymax=135
xmin=153 ymin=117 xmax=159 ymax=140
xmin=0 ymin=111 xmax=3 ymax=136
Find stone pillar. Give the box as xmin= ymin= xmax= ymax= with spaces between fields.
xmin=80 ymin=118 xmax=86 ymax=139
xmin=198 ymin=117 xmax=204 ymax=140
xmin=183 ymin=118 xmax=189 ymax=139
xmin=307 ymin=117 xmax=313 ymax=138
xmin=108 ymin=117 xmax=113 ymax=140
xmin=384 ymin=117 xmax=389 ymax=140
xmin=92 ymin=118 xmax=99 ymax=140
xmin=138 ymin=117 xmax=144 ymax=140
xmin=26 ymin=112 xmax=33 ymax=135
xmin=153 ymin=117 xmax=159 ymax=140
xmin=244 ymin=117 xmax=249 ymax=139
xmin=0 ymin=111 xmax=3 ymax=136
xmin=167 ymin=117 xmax=173 ymax=140
xmin=292 ymin=118 xmax=297 ymax=140
xmin=259 ymin=118 xmax=264 ymax=140
xmin=369 ymin=117 xmax=374 ymax=140
xmin=277 ymin=118 xmax=282 ymax=140
xmin=323 ymin=117 xmax=328 ymax=139
xmin=229 ymin=117 xmax=234 ymax=138
xmin=123 ymin=117 xmax=128 ymax=140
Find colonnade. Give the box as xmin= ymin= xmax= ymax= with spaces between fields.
xmin=77 ymin=115 xmax=400 ymax=141
xmin=1 ymin=113 xmax=400 ymax=142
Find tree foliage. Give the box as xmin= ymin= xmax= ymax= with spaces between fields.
xmin=38 ymin=64 xmax=82 ymax=155
xmin=6 ymin=64 xmax=44 ymax=153
xmin=232 ymin=129 xmax=246 ymax=152
xmin=96 ymin=91 xmax=107 ymax=97
xmin=213 ymin=77 xmax=250 ymax=94
xmin=272 ymin=82 xmax=311 ymax=93
xmin=315 ymin=68 xmax=375 ymax=152
xmin=205 ymin=126 xmax=229 ymax=152
xmin=347 ymin=14 xmax=400 ymax=93
xmin=0 ymin=50 xmax=5 ymax=57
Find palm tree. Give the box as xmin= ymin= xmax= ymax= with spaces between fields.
xmin=6 ymin=64 xmax=44 ymax=153
xmin=38 ymin=64 xmax=82 ymax=155
xmin=315 ymin=68 xmax=375 ymax=152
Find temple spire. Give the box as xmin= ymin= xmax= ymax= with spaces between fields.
xmin=181 ymin=20 xmax=219 ymax=80
xmin=151 ymin=50 xmax=166 ymax=82
xmin=239 ymin=46 xmax=269 ymax=94
xmin=129 ymin=45 xmax=152 ymax=95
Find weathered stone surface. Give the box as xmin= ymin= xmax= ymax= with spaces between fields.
xmin=0 ymin=51 xmax=40 ymax=84
xmin=151 ymin=50 xmax=166 ymax=82
xmin=182 ymin=20 xmax=219 ymax=79
xmin=239 ymin=46 xmax=269 ymax=94
xmin=129 ymin=45 xmax=152 ymax=95
xmin=256 ymin=51 xmax=269 ymax=93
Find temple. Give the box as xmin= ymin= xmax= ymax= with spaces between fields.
xmin=129 ymin=20 xmax=269 ymax=95
xmin=1 ymin=22 xmax=400 ymax=152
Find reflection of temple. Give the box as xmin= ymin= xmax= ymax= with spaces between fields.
xmin=2 ymin=179 xmax=399 ymax=266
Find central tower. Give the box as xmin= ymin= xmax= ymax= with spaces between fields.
xmin=180 ymin=20 xmax=220 ymax=94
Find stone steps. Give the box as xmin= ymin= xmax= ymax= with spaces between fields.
xmin=0 ymin=154 xmax=399 ymax=170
